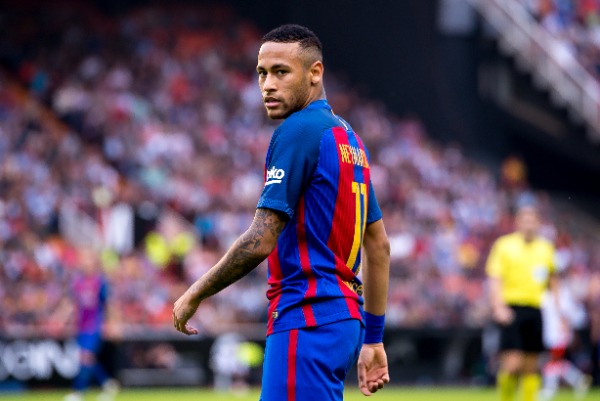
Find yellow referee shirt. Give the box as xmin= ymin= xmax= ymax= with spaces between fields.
xmin=486 ymin=232 xmax=555 ymax=308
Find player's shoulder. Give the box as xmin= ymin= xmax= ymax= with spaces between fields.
xmin=534 ymin=235 xmax=554 ymax=251
xmin=495 ymin=232 xmax=516 ymax=243
xmin=493 ymin=232 xmax=520 ymax=249
xmin=495 ymin=232 xmax=554 ymax=249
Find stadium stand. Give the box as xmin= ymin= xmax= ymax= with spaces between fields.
xmin=471 ymin=0 xmax=600 ymax=140
xmin=525 ymin=0 xmax=600 ymax=81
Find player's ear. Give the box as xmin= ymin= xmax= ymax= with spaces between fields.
xmin=309 ymin=61 xmax=323 ymax=86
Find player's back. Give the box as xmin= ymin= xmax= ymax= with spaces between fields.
xmin=258 ymin=99 xmax=381 ymax=335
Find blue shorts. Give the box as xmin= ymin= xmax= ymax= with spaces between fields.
xmin=260 ymin=318 xmax=364 ymax=401
xmin=77 ymin=332 xmax=102 ymax=353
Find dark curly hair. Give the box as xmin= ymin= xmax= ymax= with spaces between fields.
xmin=261 ymin=24 xmax=322 ymax=58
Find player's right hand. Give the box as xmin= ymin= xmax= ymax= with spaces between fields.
xmin=492 ymin=304 xmax=514 ymax=325
xmin=173 ymin=292 xmax=200 ymax=335
xmin=357 ymin=343 xmax=390 ymax=396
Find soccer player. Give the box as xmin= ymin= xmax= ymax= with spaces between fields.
xmin=589 ymin=272 xmax=600 ymax=389
xmin=173 ymin=24 xmax=390 ymax=400
xmin=64 ymin=249 xmax=119 ymax=401
xmin=539 ymin=276 xmax=590 ymax=401
xmin=486 ymin=205 xmax=556 ymax=401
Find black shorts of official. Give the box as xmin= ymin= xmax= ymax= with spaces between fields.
xmin=498 ymin=305 xmax=544 ymax=353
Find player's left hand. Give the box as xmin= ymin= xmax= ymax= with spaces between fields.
xmin=357 ymin=343 xmax=390 ymax=396
xmin=173 ymin=292 xmax=200 ymax=335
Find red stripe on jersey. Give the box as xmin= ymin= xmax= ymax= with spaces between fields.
xmin=336 ymin=274 xmax=362 ymax=320
xmin=329 ymin=127 xmax=363 ymax=320
xmin=327 ymin=127 xmax=357 ymax=279
xmin=297 ymin=197 xmax=317 ymax=326
xmin=266 ymin=245 xmax=283 ymax=335
xmin=287 ymin=329 xmax=299 ymax=401
xmin=354 ymin=135 xmax=371 ymax=203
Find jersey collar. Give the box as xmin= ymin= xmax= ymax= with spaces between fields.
xmin=516 ymin=232 xmax=538 ymax=244
xmin=306 ymin=99 xmax=331 ymax=111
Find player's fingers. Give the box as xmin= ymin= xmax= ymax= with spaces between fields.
xmin=357 ymin=361 xmax=366 ymax=386
xmin=359 ymin=386 xmax=372 ymax=397
xmin=173 ymin=313 xmax=191 ymax=334
xmin=184 ymin=324 xmax=198 ymax=335
xmin=177 ymin=323 xmax=198 ymax=336
xmin=178 ymin=322 xmax=193 ymax=335
xmin=173 ymin=313 xmax=180 ymax=329
xmin=367 ymin=378 xmax=385 ymax=392
xmin=382 ymin=373 xmax=390 ymax=384
xmin=357 ymin=362 xmax=372 ymax=396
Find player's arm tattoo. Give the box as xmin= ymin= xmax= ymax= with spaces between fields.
xmin=190 ymin=208 xmax=287 ymax=301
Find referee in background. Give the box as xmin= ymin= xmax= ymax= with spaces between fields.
xmin=486 ymin=204 xmax=557 ymax=401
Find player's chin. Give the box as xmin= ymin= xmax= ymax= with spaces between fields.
xmin=265 ymin=107 xmax=287 ymax=120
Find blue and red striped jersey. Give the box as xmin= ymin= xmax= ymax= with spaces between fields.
xmin=72 ymin=273 xmax=108 ymax=335
xmin=257 ymin=99 xmax=382 ymax=336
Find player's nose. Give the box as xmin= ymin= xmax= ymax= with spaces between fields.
xmin=262 ymin=73 xmax=277 ymax=92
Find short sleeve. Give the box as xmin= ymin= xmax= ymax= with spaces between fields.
xmin=547 ymin=243 xmax=556 ymax=274
xmin=366 ymin=181 xmax=382 ymax=224
xmin=257 ymin=123 xmax=321 ymax=218
xmin=486 ymin=239 xmax=503 ymax=278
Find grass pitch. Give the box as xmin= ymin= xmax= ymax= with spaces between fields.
xmin=0 ymin=387 xmax=597 ymax=401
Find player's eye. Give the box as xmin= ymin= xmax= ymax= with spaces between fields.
xmin=257 ymin=70 xmax=266 ymax=77
xmin=276 ymin=70 xmax=287 ymax=76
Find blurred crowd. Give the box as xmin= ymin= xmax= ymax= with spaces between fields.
xmin=0 ymin=1 xmax=599 ymax=354
xmin=523 ymin=0 xmax=600 ymax=79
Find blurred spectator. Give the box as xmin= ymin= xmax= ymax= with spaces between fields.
xmin=64 ymin=248 xmax=119 ymax=401
xmin=588 ymin=271 xmax=600 ymax=383
xmin=540 ymin=271 xmax=591 ymax=401
xmin=524 ymin=0 xmax=600 ymax=80
xmin=501 ymin=154 xmax=528 ymax=191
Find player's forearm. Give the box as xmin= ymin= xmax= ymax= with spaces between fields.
xmin=489 ymin=278 xmax=505 ymax=309
xmin=187 ymin=238 xmax=267 ymax=302
xmin=363 ymin=261 xmax=389 ymax=315
xmin=362 ymin=220 xmax=390 ymax=315
xmin=548 ymin=273 xmax=559 ymax=294
xmin=186 ymin=208 xmax=285 ymax=303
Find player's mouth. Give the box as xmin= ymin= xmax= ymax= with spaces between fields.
xmin=264 ymin=97 xmax=281 ymax=108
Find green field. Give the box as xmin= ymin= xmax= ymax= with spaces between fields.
xmin=0 ymin=387 xmax=597 ymax=401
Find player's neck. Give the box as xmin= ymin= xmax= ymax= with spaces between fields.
xmin=305 ymin=87 xmax=326 ymax=106
xmin=520 ymin=231 xmax=536 ymax=243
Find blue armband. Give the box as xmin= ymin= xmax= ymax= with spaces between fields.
xmin=364 ymin=312 xmax=385 ymax=344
